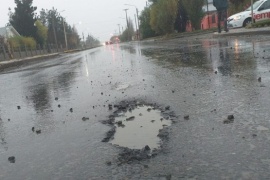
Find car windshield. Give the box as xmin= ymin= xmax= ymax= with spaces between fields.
xmin=246 ymin=0 xmax=264 ymax=11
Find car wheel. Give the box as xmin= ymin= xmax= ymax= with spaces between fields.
xmin=243 ymin=18 xmax=252 ymax=27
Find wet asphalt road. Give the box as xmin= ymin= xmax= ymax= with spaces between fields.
xmin=1 ymin=34 xmax=270 ymax=179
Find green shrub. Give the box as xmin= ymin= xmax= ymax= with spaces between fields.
xmin=9 ymin=36 xmax=37 ymax=49
xmin=248 ymin=19 xmax=270 ymax=28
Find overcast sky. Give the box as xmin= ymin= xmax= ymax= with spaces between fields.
xmin=0 ymin=0 xmax=148 ymax=42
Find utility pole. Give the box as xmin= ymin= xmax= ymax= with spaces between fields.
xmin=52 ymin=13 xmax=58 ymax=51
xmin=136 ymin=8 xmax=140 ymax=40
xmin=117 ymin=24 xmax=121 ymax=35
xmin=206 ymin=0 xmax=210 ymax=29
xmin=251 ymin=0 xmax=254 ymax=23
xmin=124 ymin=4 xmax=140 ymax=40
xmin=82 ymin=32 xmax=85 ymax=49
xmin=62 ymin=18 xmax=68 ymax=50
xmin=123 ymin=9 xmax=130 ymax=41
xmin=134 ymin=14 xmax=138 ymax=40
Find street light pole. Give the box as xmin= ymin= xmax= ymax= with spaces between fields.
xmin=206 ymin=0 xmax=210 ymax=29
xmin=62 ymin=18 xmax=68 ymax=50
xmin=124 ymin=4 xmax=140 ymax=40
xmin=136 ymin=8 xmax=140 ymax=40
xmin=134 ymin=14 xmax=138 ymax=40
xmin=82 ymin=32 xmax=85 ymax=49
xmin=123 ymin=9 xmax=130 ymax=41
xmin=51 ymin=14 xmax=58 ymax=51
xmin=117 ymin=24 xmax=121 ymax=35
xmin=251 ymin=0 xmax=254 ymax=23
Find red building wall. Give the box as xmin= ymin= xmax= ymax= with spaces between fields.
xmin=201 ymin=13 xmax=222 ymax=30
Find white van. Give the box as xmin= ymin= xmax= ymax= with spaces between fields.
xmin=227 ymin=0 xmax=270 ymax=28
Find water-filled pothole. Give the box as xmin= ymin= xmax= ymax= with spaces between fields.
xmin=110 ymin=106 xmax=171 ymax=150
xmin=101 ymin=101 xmax=177 ymax=164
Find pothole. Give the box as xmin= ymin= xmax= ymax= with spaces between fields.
xmin=101 ymin=100 xmax=177 ymax=164
xmin=111 ymin=105 xmax=171 ymax=149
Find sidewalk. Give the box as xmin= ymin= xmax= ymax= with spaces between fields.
xmin=212 ymin=27 xmax=270 ymax=37
xmin=0 ymin=53 xmax=60 ymax=70
xmin=144 ymin=27 xmax=270 ymax=43
xmin=0 ymin=47 xmax=100 ymax=71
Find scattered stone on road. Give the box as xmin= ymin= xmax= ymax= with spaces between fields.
xmin=228 ymin=115 xmax=234 ymax=120
xmin=117 ymin=121 xmax=123 ymax=126
xmin=144 ymin=145 xmax=151 ymax=151
xmin=82 ymin=117 xmax=90 ymax=121
xmin=184 ymin=115 xmax=189 ymax=120
xmin=165 ymin=106 xmax=170 ymax=110
xmin=126 ymin=116 xmax=135 ymax=121
xmin=223 ymin=115 xmax=234 ymax=124
xmin=102 ymin=127 xmax=116 ymax=142
xmin=8 ymin=156 xmax=15 ymax=163
xmin=108 ymin=104 xmax=113 ymax=110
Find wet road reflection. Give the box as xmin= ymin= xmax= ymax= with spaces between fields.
xmin=0 ymin=35 xmax=270 ymax=179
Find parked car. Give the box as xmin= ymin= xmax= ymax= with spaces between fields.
xmin=227 ymin=0 xmax=270 ymax=28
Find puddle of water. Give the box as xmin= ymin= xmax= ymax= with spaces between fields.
xmin=110 ymin=106 xmax=171 ymax=150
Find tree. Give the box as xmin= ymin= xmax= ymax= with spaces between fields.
xmin=229 ymin=0 xmax=245 ymax=5
xmin=127 ymin=17 xmax=135 ymax=39
xmin=9 ymin=0 xmax=38 ymax=39
xmin=182 ymin=0 xmax=204 ymax=30
xmin=46 ymin=8 xmax=64 ymax=45
xmin=139 ymin=7 xmax=156 ymax=39
xmin=174 ymin=0 xmax=188 ymax=32
xmin=68 ymin=25 xmax=80 ymax=48
xmin=38 ymin=8 xmax=81 ymax=48
xmin=228 ymin=0 xmax=250 ymax=15
xmin=119 ymin=18 xmax=135 ymax=41
xmin=35 ymin=20 xmax=48 ymax=46
xmin=150 ymin=0 xmax=178 ymax=34
xmin=85 ymin=34 xmax=100 ymax=47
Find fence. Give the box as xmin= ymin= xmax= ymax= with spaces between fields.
xmin=0 ymin=44 xmax=66 ymax=61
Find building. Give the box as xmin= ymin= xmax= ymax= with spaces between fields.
xmin=0 ymin=26 xmax=20 ymax=40
xmin=0 ymin=26 xmax=20 ymax=59
xmin=201 ymin=0 xmax=221 ymax=30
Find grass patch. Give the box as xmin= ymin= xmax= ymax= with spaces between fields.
xmin=143 ymin=28 xmax=217 ymax=41
xmin=246 ymin=19 xmax=270 ymax=28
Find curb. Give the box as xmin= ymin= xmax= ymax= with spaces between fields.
xmin=0 ymin=53 xmax=60 ymax=71
xmin=142 ymin=27 xmax=270 ymax=42
xmin=212 ymin=28 xmax=270 ymax=37
xmin=143 ymin=30 xmax=214 ymax=42
xmin=0 ymin=46 xmax=102 ymax=71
